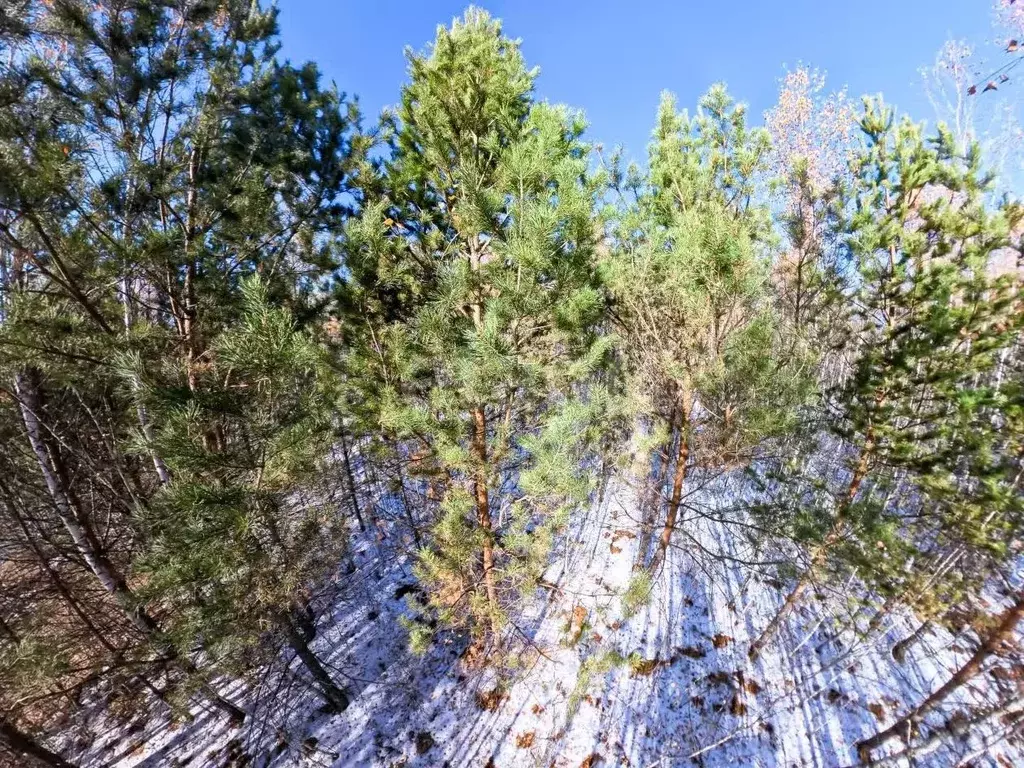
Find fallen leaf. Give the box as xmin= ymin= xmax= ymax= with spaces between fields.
xmin=729 ymin=693 xmax=747 ymax=716
xmin=475 ymin=688 xmax=507 ymax=711
xmin=631 ymin=657 xmax=665 ymax=676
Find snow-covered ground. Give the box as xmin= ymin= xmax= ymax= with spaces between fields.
xmin=61 ymin=465 xmax=1022 ymax=768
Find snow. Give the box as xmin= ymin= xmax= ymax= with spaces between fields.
xmin=58 ymin=457 xmax=1023 ymax=768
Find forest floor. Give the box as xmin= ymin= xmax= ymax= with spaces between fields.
xmin=59 ymin=462 xmax=1023 ymax=768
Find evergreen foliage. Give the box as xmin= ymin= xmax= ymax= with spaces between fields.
xmin=0 ymin=5 xmax=1021 ymax=764
xmin=338 ymin=8 xmax=612 ymax=647
xmin=603 ymin=86 xmax=813 ymax=572
xmin=748 ymin=100 xmax=1024 ymax=659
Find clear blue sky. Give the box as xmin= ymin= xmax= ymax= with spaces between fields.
xmin=277 ymin=1 xmax=1001 ymax=164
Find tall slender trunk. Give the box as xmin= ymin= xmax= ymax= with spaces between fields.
xmin=293 ymin=598 xmax=317 ymax=643
xmin=472 ymin=406 xmax=501 ymax=638
xmin=120 ymin=276 xmax=171 ymax=485
xmin=749 ymin=433 xmax=874 ymax=661
xmin=396 ymin=464 xmax=423 ymax=549
xmin=15 ymin=372 xmax=161 ymax=638
xmin=1 ymin=480 xmax=117 ymax=654
xmin=634 ymin=406 xmax=677 ymax=572
xmin=280 ymin=613 xmax=349 ymax=712
xmin=863 ymin=696 xmax=1024 ymax=768
xmin=466 ymin=236 xmax=500 ymax=638
xmin=14 ymin=372 xmax=244 ymax=723
xmin=648 ymin=390 xmax=691 ymax=574
xmin=338 ymin=427 xmax=364 ymax=531
xmin=2 ymin=478 xmax=173 ymax=706
xmin=0 ymin=721 xmax=76 ymax=768
xmin=174 ymin=659 xmax=245 ymax=723
xmin=857 ymin=592 xmax=1024 ymax=762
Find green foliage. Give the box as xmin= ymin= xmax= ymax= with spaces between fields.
xmin=621 ymin=572 xmax=654 ymax=619
xmin=136 ymin=277 xmax=345 ymax=662
xmin=0 ymin=2 xmax=1022 ymax=745
xmin=338 ymin=8 xmax=612 ymax=645
xmin=0 ymin=0 xmax=365 ymax=725
xmin=760 ymin=98 xmax=1024 ymax=610
xmin=399 ymin=616 xmax=435 ymax=657
xmin=604 ymin=84 xmax=812 ymax=472
xmin=567 ymin=649 xmax=629 ymax=718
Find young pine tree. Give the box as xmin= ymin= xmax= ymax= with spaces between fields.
xmin=339 ymin=9 xmax=611 ymax=651
xmin=132 ymin=277 xmax=351 ymax=712
xmin=603 ymin=86 xmax=812 ymax=575
xmin=748 ymin=101 xmax=1024 ymax=660
xmin=0 ymin=0 xmax=362 ymax=723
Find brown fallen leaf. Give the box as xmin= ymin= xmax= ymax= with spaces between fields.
xmin=476 ymin=688 xmax=507 ymax=711
xmin=705 ymin=671 xmax=731 ymax=686
xmin=729 ymin=693 xmax=748 ymax=716
xmin=631 ymin=657 xmax=665 ymax=676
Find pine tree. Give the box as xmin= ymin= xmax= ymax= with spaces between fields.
xmin=748 ymin=101 xmax=1024 ymax=660
xmin=339 ymin=8 xmax=610 ymax=650
xmin=0 ymin=0 xmax=361 ymax=727
xmin=603 ymin=86 xmax=812 ymax=575
xmin=131 ymin=277 xmax=351 ymax=711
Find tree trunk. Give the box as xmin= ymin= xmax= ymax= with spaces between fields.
xmin=294 ymin=600 xmax=317 ymax=643
xmin=15 ymin=372 xmax=245 ymax=724
xmin=862 ymin=696 xmax=1024 ymax=768
xmin=472 ymin=405 xmax=501 ymax=638
xmin=396 ymin=464 xmax=423 ymax=549
xmin=856 ymin=592 xmax=1024 ymax=762
xmin=15 ymin=372 xmax=163 ymax=639
xmin=647 ymin=428 xmax=689 ymax=574
xmin=748 ymin=574 xmax=814 ymax=662
xmin=280 ymin=614 xmax=349 ymax=712
xmin=466 ymin=234 xmax=500 ymax=639
xmin=0 ymin=721 xmax=76 ymax=768
xmin=120 ymin=276 xmax=171 ymax=485
xmin=176 ymin=658 xmax=247 ymax=723
xmin=2 ymin=476 xmax=178 ymax=708
xmin=749 ymin=435 xmax=874 ymax=661
xmin=648 ymin=392 xmax=691 ymax=574
xmin=0 ymin=475 xmax=119 ymax=653
xmin=634 ymin=406 xmax=677 ymax=572
xmin=873 ymin=696 xmax=1023 ymax=768
xmin=338 ymin=427 xmax=365 ymax=531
